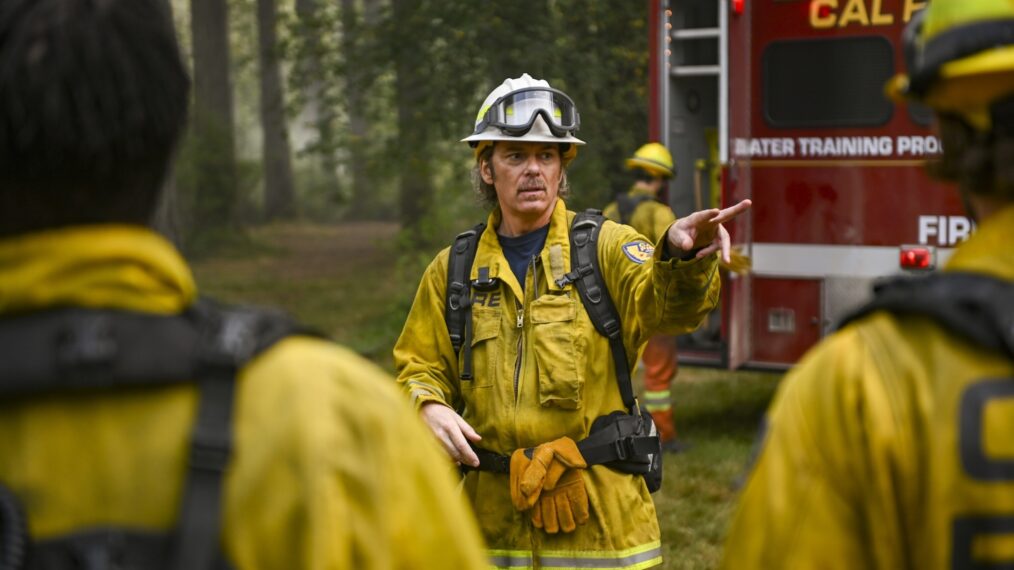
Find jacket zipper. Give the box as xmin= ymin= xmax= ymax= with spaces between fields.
xmin=513 ymin=299 xmax=523 ymax=400
xmin=513 ymin=256 xmax=539 ymax=400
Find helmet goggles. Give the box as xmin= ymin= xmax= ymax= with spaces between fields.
xmin=473 ymin=87 xmax=580 ymax=138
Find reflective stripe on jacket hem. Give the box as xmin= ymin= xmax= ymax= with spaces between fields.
xmin=488 ymin=540 xmax=662 ymax=569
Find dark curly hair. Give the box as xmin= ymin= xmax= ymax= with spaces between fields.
xmin=0 ymin=0 xmax=190 ymax=236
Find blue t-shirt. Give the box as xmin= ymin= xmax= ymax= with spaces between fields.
xmin=498 ymin=224 xmax=549 ymax=291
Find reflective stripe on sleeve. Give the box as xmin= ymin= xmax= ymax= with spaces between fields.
xmin=643 ymin=390 xmax=671 ymax=402
xmin=406 ymin=380 xmax=441 ymax=404
xmin=488 ymin=541 xmax=662 ymax=570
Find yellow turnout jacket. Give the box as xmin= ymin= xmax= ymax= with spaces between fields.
xmin=395 ymin=199 xmax=720 ymax=569
xmin=603 ymin=186 xmax=676 ymax=242
xmin=0 ymin=225 xmax=487 ymax=569
xmin=721 ymin=205 xmax=1014 ymax=569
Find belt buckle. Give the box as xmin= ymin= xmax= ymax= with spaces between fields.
xmin=612 ymin=437 xmax=630 ymax=461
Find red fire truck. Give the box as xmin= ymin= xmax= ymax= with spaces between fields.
xmin=651 ymin=0 xmax=969 ymax=369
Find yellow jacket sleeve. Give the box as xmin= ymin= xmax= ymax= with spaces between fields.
xmin=596 ymin=220 xmax=719 ymax=360
xmin=392 ymin=248 xmax=460 ymax=410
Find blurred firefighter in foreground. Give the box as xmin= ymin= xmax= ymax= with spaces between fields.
xmin=394 ymin=72 xmax=750 ymax=568
xmin=721 ymin=0 xmax=1014 ymax=567
xmin=603 ymin=143 xmax=689 ymax=453
xmin=0 ymin=1 xmax=486 ymax=568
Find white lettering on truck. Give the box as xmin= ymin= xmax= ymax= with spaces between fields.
xmin=918 ymin=215 xmax=975 ymax=246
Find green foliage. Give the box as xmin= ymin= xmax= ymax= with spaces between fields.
xmin=173 ymin=121 xmax=239 ymax=253
xmin=344 ymin=0 xmax=651 ymax=235
xmin=175 ymin=1 xmax=654 ymax=248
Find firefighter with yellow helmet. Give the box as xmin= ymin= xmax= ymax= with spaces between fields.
xmin=394 ymin=73 xmax=751 ymax=568
xmin=721 ymin=0 xmax=1014 ymax=567
xmin=603 ymin=143 xmax=689 ymax=453
xmin=0 ymin=1 xmax=487 ymax=567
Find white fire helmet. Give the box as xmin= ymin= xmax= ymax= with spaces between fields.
xmin=462 ymin=74 xmax=584 ymax=164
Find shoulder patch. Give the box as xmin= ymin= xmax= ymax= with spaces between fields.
xmin=622 ymin=241 xmax=654 ymax=264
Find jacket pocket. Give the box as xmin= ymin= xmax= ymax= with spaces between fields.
xmin=461 ymin=307 xmax=499 ymax=389
xmin=530 ymin=295 xmax=583 ymax=409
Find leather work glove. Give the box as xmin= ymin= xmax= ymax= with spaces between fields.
xmin=529 ymin=469 xmax=590 ymax=534
xmin=510 ymin=436 xmax=587 ymax=511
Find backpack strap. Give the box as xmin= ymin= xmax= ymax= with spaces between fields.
xmin=557 ymin=209 xmax=637 ymax=412
xmin=0 ymin=483 xmax=27 ymax=570
xmin=0 ymin=299 xmax=316 ymax=570
xmin=616 ymin=194 xmax=652 ymax=224
xmin=170 ymin=299 xmax=312 ymax=570
xmin=837 ymin=272 xmax=1014 ymax=360
xmin=445 ymin=222 xmax=486 ymax=380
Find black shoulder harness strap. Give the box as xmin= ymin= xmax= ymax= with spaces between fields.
xmin=616 ymin=194 xmax=652 ymax=225
xmin=445 ymin=222 xmax=486 ymax=381
xmin=837 ymin=272 xmax=1014 ymax=360
xmin=445 ymin=210 xmax=636 ymax=412
xmin=0 ymin=299 xmax=317 ymax=570
xmin=562 ymin=210 xmax=636 ymax=411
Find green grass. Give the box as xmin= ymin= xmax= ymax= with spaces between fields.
xmin=190 ymin=221 xmax=783 ymax=570
xmin=651 ymin=367 xmax=781 ymax=569
xmin=190 ymin=221 xmax=416 ymax=368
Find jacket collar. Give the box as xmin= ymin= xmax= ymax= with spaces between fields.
xmin=471 ymin=199 xmax=574 ymax=300
xmin=0 ymin=225 xmax=197 ymax=316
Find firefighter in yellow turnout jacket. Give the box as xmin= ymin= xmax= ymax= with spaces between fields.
xmin=721 ymin=1 xmax=1014 ymax=568
xmin=0 ymin=2 xmax=487 ymax=568
xmin=395 ymin=74 xmax=751 ymax=569
xmin=603 ymin=143 xmax=678 ymax=243
xmin=603 ymin=143 xmax=687 ymax=452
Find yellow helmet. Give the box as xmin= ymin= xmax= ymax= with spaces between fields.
xmin=886 ymin=0 xmax=1014 ymax=130
xmin=625 ymin=142 xmax=675 ymax=179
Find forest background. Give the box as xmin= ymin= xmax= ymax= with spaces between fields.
xmin=167 ymin=0 xmax=651 ymax=252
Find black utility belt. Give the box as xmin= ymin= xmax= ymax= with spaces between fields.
xmin=462 ymin=411 xmax=661 ymax=477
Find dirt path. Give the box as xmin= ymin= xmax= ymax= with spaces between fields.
xmin=195 ymin=221 xmax=400 ymax=281
xmin=191 ymin=221 xmax=406 ymax=367
xmin=263 ymin=221 xmax=400 ymax=280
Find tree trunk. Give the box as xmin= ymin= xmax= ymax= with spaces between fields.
xmin=295 ymin=0 xmax=340 ymax=200
xmin=151 ymin=0 xmax=181 ymax=246
xmin=392 ymin=0 xmax=433 ymax=235
xmin=189 ymin=0 xmax=238 ymax=232
xmin=152 ymin=172 xmax=182 ymax=247
xmin=257 ymin=0 xmax=296 ymax=219
xmin=343 ymin=0 xmax=372 ymax=218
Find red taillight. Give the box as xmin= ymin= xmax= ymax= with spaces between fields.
xmin=899 ymin=245 xmax=934 ymax=270
xmin=732 ymin=0 xmax=745 ymax=15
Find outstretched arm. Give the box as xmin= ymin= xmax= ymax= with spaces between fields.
xmin=666 ymin=199 xmax=752 ymax=263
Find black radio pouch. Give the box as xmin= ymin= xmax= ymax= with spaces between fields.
xmin=582 ymin=409 xmax=663 ymax=493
